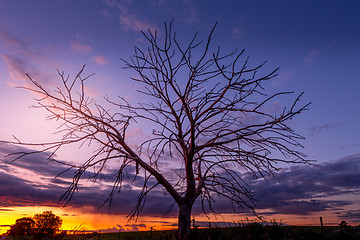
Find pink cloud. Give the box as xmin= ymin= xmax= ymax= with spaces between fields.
xmin=119 ymin=14 xmax=156 ymax=32
xmin=92 ymin=55 xmax=109 ymax=66
xmin=84 ymin=85 xmax=102 ymax=98
xmin=1 ymin=53 xmax=36 ymax=82
xmin=1 ymin=53 xmax=57 ymax=93
xmin=70 ymin=41 xmax=93 ymax=55
xmin=0 ymin=29 xmax=26 ymax=49
xmin=107 ymin=1 xmax=157 ymax=32
xmin=271 ymin=69 xmax=293 ymax=87
xmin=304 ymin=49 xmax=320 ymax=63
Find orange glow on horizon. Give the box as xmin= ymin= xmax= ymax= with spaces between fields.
xmin=0 ymin=205 xmax=354 ymax=235
xmin=0 ymin=206 xmax=178 ymax=235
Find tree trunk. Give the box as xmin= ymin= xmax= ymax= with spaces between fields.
xmin=177 ymin=201 xmax=193 ymax=240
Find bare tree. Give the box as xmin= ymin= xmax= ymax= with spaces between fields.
xmin=4 ymin=21 xmax=309 ymax=240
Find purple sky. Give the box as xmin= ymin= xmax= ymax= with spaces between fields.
xmin=0 ymin=0 xmax=359 ymax=229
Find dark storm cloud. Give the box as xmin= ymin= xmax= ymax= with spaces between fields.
xmin=248 ymin=154 xmax=360 ymax=215
xmin=190 ymin=154 xmax=360 ymax=216
xmin=1 ymin=142 xmax=360 ymax=218
xmin=0 ymin=143 xmax=175 ymax=215
xmin=341 ymin=210 xmax=360 ymax=222
xmin=0 ymin=170 xmax=65 ymax=208
xmin=0 ymin=143 xmax=75 ymax=178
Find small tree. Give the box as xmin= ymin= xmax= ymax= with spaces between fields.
xmin=6 ymin=217 xmax=35 ymax=237
xmin=5 ymin=21 xmax=309 ymax=240
xmin=33 ymin=211 xmax=62 ymax=238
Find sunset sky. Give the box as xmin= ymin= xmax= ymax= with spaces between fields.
xmin=1 ymin=0 xmax=360 ymax=234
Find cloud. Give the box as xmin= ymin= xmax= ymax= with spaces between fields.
xmin=103 ymin=0 xmax=117 ymax=8
xmin=70 ymin=41 xmax=93 ymax=55
xmin=99 ymin=227 xmax=121 ymax=233
xmin=182 ymin=0 xmax=198 ymax=24
xmin=0 ymin=143 xmax=75 ymax=180
xmin=304 ymin=49 xmax=320 ymax=63
xmin=0 ymin=29 xmax=59 ymax=90
xmin=92 ymin=55 xmax=109 ymax=66
xmin=1 ymin=53 xmax=54 ymax=88
xmin=102 ymin=0 xmax=158 ymax=32
xmin=0 ymin=171 xmax=62 ymax=208
xmin=1 ymin=53 xmax=36 ymax=82
xmin=341 ymin=210 xmax=360 ymax=222
xmin=124 ymin=223 xmax=146 ymax=231
xmin=100 ymin=9 xmax=113 ymax=19
xmin=0 ymin=28 xmax=27 ymax=49
xmin=309 ymin=123 xmax=339 ymax=136
xmin=0 ymin=208 xmax=14 ymax=212
xmin=0 ymin=142 xmax=175 ymax=216
xmin=232 ymin=27 xmax=245 ymax=39
xmin=273 ymin=69 xmax=293 ymax=87
xmin=249 ymin=154 xmax=360 ymax=215
xmin=118 ymin=14 xmax=156 ymax=32
xmin=1 ymin=142 xmax=359 ymax=220
xmin=84 ymin=85 xmax=102 ymax=98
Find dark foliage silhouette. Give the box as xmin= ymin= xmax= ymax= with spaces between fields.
xmin=33 ymin=211 xmax=62 ymax=238
xmin=6 ymin=211 xmax=62 ymax=239
xmin=6 ymin=217 xmax=35 ymax=237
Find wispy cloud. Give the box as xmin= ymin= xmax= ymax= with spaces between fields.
xmin=304 ymin=49 xmax=320 ymax=63
xmin=309 ymin=123 xmax=339 ymax=136
xmin=103 ymin=0 xmax=117 ymax=8
xmin=1 ymin=53 xmax=36 ymax=82
xmin=0 ymin=28 xmax=27 ymax=49
xmin=182 ymin=0 xmax=198 ymax=24
xmin=102 ymin=0 xmax=158 ymax=32
xmin=118 ymin=14 xmax=156 ymax=32
xmin=0 ymin=28 xmax=59 ymax=90
xmin=84 ymin=85 xmax=102 ymax=98
xmin=232 ymin=27 xmax=245 ymax=39
xmin=92 ymin=55 xmax=109 ymax=66
xmin=1 ymin=52 xmax=57 ymax=92
xmin=70 ymin=41 xmax=93 ymax=55
xmin=271 ymin=69 xmax=293 ymax=87
xmin=0 ymin=209 xmax=14 ymax=212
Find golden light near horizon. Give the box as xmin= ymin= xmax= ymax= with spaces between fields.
xmin=0 ymin=206 xmax=179 ymax=235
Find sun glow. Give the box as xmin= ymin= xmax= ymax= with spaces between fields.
xmin=0 ymin=205 xmax=179 ymax=235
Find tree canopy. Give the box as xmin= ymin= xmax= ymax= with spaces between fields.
xmin=5 ymin=21 xmax=309 ymax=240
xmin=7 ymin=217 xmax=35 ymax=237
xmin=6 ymin=211 xmax=62 ymax=239
xmin=34 ymin=211 xmax=62 ymax=237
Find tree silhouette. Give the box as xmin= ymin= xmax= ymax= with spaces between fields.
xmin=5 ymin=21 xmax=309 ymax=240
xmin=33 ymin=211 xmax=62 ymax=238
xmin=6 ymin=211 xmax=62 ymax=239
xmin=6 ymin=217 xmax=35 ymax=237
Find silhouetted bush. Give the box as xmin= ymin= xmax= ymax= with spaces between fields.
xmin=5 ymin=211 xmax=64 ymax=240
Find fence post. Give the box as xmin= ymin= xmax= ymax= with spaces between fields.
xmin=320 ymin=217 xmax=324 ymax=235
xmin=117 ymin=229 xmax=121 ymax=240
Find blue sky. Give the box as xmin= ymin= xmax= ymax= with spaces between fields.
xmin=0 ymin=0 xmax=359 ymax=232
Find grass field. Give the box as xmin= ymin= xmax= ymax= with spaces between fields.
xmin=61 ymin=222 xmax=360 ymax=240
